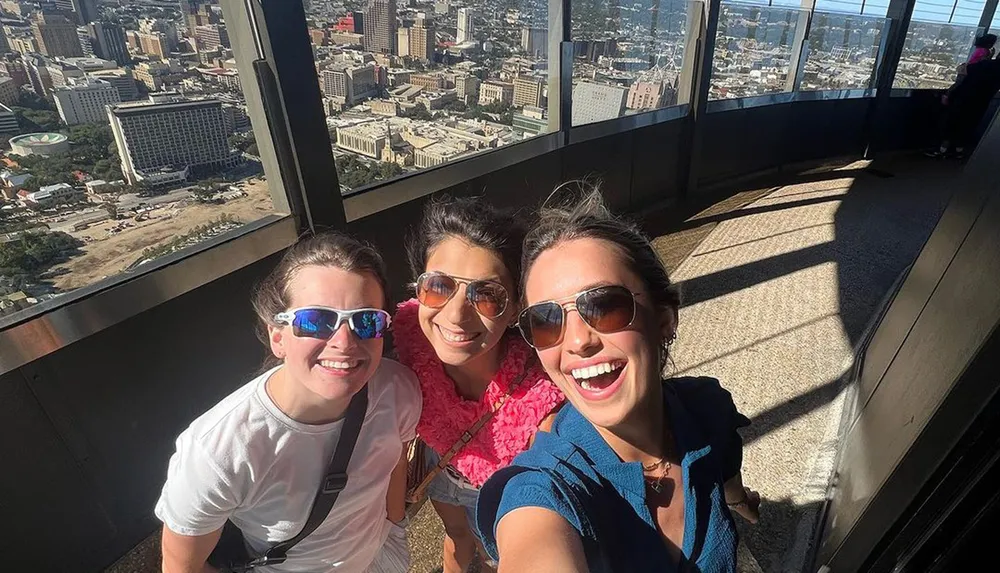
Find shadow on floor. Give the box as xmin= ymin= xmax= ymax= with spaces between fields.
xmin=649 ymin=153 xmax=959 ymax=571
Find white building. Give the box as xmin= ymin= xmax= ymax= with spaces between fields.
xmin=571 ymin=82 xmax=627 ymax=125
xmin=25 ymin=183 xmax=82 ymax=208
xmin=107 ymin=97 xmax=238 ymax=185
xmin=53 ymin=79 xmax=120 ymax=125
xmin=457 ymin=8 xmax=474 ymax=44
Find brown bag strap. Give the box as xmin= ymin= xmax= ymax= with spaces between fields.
xmin=412 ymin=360 xmax=536 ymax=497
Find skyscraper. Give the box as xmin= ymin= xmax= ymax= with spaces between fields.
xmin=410 ymin=18 xmax=435 ymax=62
xmin=195 ymin=24 xmax=230 ymax=51
xmin=32 ymin=13 xmax=85 ymax=57
xmin=457 ymin=8 xmax=474 ymax=44
xmin=363 ymin=0 xmax=396 ymax=55
xmin=87 ymin=22 xmax=130 ymax=66
xmin=0 ymin=25 xmax=9 ymax=53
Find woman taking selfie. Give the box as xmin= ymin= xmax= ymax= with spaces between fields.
xmin=393 ymin=198 xmax=564 ymax=573
xmin=156 ymin=233 xmax=420 ymax=573
xmin=477 ymin=192 xmax=760 ymax=572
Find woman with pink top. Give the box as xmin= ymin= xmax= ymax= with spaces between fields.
xmin=394 ymin=197 xmax=564 ymax=573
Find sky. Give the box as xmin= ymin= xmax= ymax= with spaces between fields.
xmin=735 ymin=0 xmax=989 ymax=26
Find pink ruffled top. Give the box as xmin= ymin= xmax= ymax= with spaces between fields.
xmin=393 ymin=298 xmax=564 ymax=487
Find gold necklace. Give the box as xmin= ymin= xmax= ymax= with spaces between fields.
xmin=643 ymin=458 xmax=672 ymax=493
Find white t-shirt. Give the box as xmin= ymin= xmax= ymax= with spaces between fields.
xmin=155 ymin=359 xmax=421 ymax=573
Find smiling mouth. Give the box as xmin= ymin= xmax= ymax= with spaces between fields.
xmin=436 ymin=325 xmax=480 ymax=344
xmin=571 ymin=360 xmax=626 ymax=391
xmin=318 ymin=359 xmax=361 ymax=371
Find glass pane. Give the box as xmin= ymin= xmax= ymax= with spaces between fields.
xmin=894 ymin=0 xmax=988 ymax=89
xmin=894 ymin=21 xmax=984 ymax=88
xmin=0 ymin=1 xmax=282 ymax=324
xmin=304 ymin=0 xmax=552 ymax=194
xmin=800 ymin=12 xmax=888 ymax=91
xmin=570 ymin=0 xmax=695 ymax=127
xmin=710 ymin=2 xmax=806 ymax=100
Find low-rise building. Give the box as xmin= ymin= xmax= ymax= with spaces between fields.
xmin=479 ymin=81 xmax=514 ymax=106
xmin=25 ymin=183 xmax=82 ymax=208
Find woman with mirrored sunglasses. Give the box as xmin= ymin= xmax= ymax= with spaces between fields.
xmin=156 ymin=232 xmax=420 ymax=573
xmin=393 ymin=197 xmax=564 ymax=573
xmin=477 ymin=191 xmax=760 ymax=573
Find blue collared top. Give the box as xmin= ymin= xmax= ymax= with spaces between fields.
xmin=476 ymin=377 xmax=750 ymax=573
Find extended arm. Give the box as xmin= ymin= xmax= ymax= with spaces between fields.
xmin=495 ymin=507 xmax=590 ymax=573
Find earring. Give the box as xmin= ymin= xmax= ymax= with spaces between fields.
xmin=666 ymin=332 xmax=677 ymax=346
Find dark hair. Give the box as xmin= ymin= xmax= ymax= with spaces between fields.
xmin=522 ymin=187 xmax=681 ymax=317
xmin=252 ymin=231 xmax=389 ymax=347
xmin=975 ymin=34 xmax=998 ymax=49
xmin=406 ymin=196 xmax=526 ymax=285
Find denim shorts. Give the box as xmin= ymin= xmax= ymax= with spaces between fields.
xmin=423 ymin=446 xmax=480 ymax=529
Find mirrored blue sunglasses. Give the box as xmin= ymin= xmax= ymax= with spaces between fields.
xmin=273 ymin=307 xmax=391 ymax=340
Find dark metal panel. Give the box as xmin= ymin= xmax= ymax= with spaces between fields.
xmin=560 ymin=131 xmax=635 ymax=213
xmin=696 ymin=99 xmax=872 ymax=188
xmin=9 ymin=253 xmax=281 ymax=571
xmin=0 ymin=369 xmax=117 ymax=572
xmin=630 ymin=118 xmax=688 ymax=209
xmin=818 ymin=169 xmax=1000 ymax=571
xmin=857 ymin=111 xmax=1000 ymax=416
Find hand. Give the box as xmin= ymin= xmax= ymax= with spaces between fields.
xmin=727 ymin=486 xmax=761 ymax=524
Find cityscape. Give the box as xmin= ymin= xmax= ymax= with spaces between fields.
xmin=0 ymin=0 xmax=988 ymax=320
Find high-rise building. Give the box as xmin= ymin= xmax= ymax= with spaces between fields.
xmin=521 ymin=27 xmax=547 ymax=57
xmin=409 ymin=18 xmax=435 ymax=62
xmin=138 ymin=32 xmax=170 ymax=59
xmin=32 ymin=13 xmax=84 ymax=57
xmin=195 ymin=24 xmax=230 ymax=51
xmin=396 ymin=28 xmax=410 ymax=57
xmin=55 ymin=0 xmax=98 ymax=25
xmin=513 ymin=75 xmax=545 ymax=108
xmin=107 ymin=97 xmax=238 ymax=185
xmin=0 ymin=25 xmax=9 ymax=53
xmin=53 ymin=78 xmax=119 ymax=124
xmin=0 ymin=76 xmax=19 ymax=106
xmin=23 ymin=54 xmax=54 ymax=98
xmin=87 ymin=22 xmax=130 ymax=66
xmin=479 ymin=80 xmax=514 ymax=106
xmin=0 ymin=57 xmax=30 ymax=88
xmin=434 ymin=0 xmax=449 ymax=14
xmin=571 ymin=81 xmax=627 ymax=124
xmin=455 ymin=74 xmax=479 ymax=103
xmin=457 ymin=8 xmax=474 ymax=44
xmin=76 ymin=26 xmax=94 ymax=56
xmin=363 ymin=0 xmax=396 ymax=55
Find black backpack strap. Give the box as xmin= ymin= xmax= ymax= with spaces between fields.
xmin=248 ymin=384 xmax=370 ymax=569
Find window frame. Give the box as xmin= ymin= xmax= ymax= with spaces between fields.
xmin=2 ymin=0 xmax=973 ymax=375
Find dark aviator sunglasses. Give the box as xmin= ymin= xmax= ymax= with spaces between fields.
xmin=517 ymin=285 xmax=639 ymax=350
